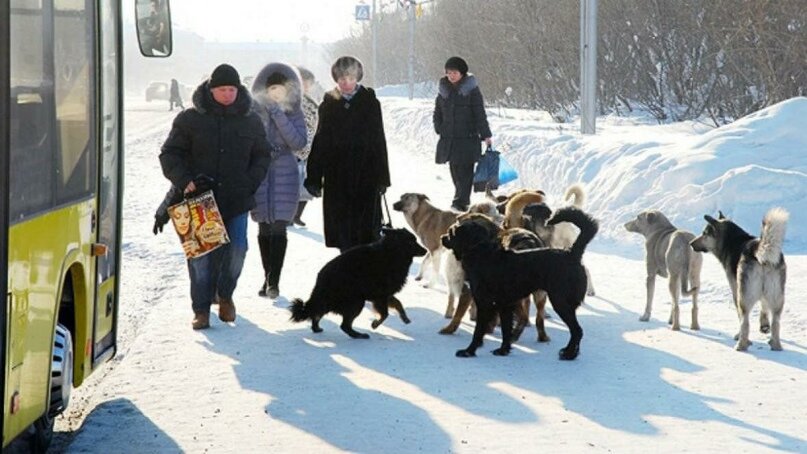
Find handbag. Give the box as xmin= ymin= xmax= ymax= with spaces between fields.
xmin=473 ymin=145 xmax=500 ymax=192
xmin=498 ymin=154 xmax=518 ymax=186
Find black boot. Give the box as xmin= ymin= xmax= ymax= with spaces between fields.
xmin=266 ymin=234 xmax=288 ymax=299
xmin=292 ymin=201 xmax=307 ymax=227
xmin=257 ymin=235 xmax=272 ymax=297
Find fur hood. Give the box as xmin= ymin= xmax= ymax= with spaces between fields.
xmin=438 ymin=74 xmax=478 ymax=98
xmin=191 ymin=81 xmax=253 ymax=116
xmin=251 ymin=62 xmax=302 ymax=113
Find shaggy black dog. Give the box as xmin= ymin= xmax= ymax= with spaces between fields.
xmin=290 ymin=228 xmax=427 ymax=339
xmin=442 ymin=207 xmax=598 ymax=360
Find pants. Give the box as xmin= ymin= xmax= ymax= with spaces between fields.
xmin=188 ymin=213 xmax=248 ymax=312
xmin=449 ymin=159 xmax=475 ymax=209
xmin=258 ymin=221 xmax=289 ymax=287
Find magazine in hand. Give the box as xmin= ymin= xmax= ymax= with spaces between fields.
xmin=168 ymin=190 xmax=230 ymax=259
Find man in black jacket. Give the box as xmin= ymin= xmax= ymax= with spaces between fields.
xmin=160 ymin=63 xmax=271 ymax=329
xmin=433 ymin=56 xmax=492 ymax=211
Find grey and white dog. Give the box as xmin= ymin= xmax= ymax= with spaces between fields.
xmin=624 ymin=210 xmax=703 ymax=330
xmin=691 ymin=208 xmax=788 ymax=351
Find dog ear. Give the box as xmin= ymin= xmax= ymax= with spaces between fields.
xmin=646 ymin=211 xmax=656 ymax=224
xmin=704 ymin=215 xmax=718 ymax=226
xmin=718 ymin=210 xmax=726 ymax=220
xmin=418 ymin=194 xmax=429 ymax=202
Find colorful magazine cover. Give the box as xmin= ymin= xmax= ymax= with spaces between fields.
xmin=168 ymin=190 xmax=230 ymax=259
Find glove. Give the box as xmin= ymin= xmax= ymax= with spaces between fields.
xmin=304 ymin=181 xmax=321 ymax=198
xmin=186 ymin=174 xmax=216 ymax=198
xmin=378 ymin=185 xmax=387 ymax=195
xmin=153 ymin=212 xmax=169 ymax=235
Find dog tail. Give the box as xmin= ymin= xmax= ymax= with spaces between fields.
xmin=289 ymin=298 xmax=311 ymax=322
xmin=548 ymin=207 xmax=598 ymax=261
xmin=756 ymin=207 xmax=789 ymax=265
xmin=564 ymin=184 xmax=586 ymax=209
xmin=679 ymin=254 xmax=698 ymax=296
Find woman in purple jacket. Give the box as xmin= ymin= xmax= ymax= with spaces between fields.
xmin=250 ymin=63 xmax=307 ymax=298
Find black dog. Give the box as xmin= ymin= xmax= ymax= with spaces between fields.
xmin=290 ymin=228 xmax=427 ymax=339
xmin=442 ymin=207 xmax=598 ymax=360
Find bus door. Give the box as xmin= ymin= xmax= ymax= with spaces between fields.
xmin=92 ymin=0 xmax=121 ymax=366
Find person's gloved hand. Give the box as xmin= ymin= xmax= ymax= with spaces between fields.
xmin=153 ymin=212 xmax=169 ymax=235
xmin=304 ymin=181 xmax=321 ymax=198
xmin=186 ymin=174 xmax=216 ymax=198
xmin=378 ymin=185 xmax=388 ymax=195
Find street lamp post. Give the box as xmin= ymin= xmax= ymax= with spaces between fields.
xmin=580 ymin=0 xmax=597 ymax=134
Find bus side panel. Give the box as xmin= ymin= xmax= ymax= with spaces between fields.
xmin=4 ymin=200 xmax=94 ymax=441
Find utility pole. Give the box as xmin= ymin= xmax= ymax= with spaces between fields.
xmin=372 ymin=0 xmax=378 ymax=87
xmin=580 ymin=0 xmax=597 ymax=134
xmin=407 ymin=2 xmax=415 ymax=100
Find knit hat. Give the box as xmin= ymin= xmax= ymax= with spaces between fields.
xmin=265 ymin=72 xmax=289 ymax=87
xmin=444 ymin=56 xmax=469 ymax=76
xmin=331 ymin=56 xmax=364 ymax=82
xmin=209 ymin=64 xmax=240 ymax=88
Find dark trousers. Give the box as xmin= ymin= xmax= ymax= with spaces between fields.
xmin=449 ymin=159 xmax=475 ymax=209
xmin=257 ymin=221 xmax=289 ymax=287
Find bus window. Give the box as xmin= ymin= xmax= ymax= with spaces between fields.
xmin=54 ymin=0 xmax=95 ymax=204
xmin=9 ymin=0 xmax=54 ymax=221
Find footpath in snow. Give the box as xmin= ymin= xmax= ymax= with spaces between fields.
xmin=62 ymin=97 xmax=807 ymax=453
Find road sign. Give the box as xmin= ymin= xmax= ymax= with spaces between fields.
xmin=355 ymin=4 xmax=370 ymax=21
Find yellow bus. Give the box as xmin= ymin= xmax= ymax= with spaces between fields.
xmin=2 ymin=1 xmax=171 ymax=450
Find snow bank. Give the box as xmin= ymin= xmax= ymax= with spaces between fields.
xmin=380 ymin=96 xmax=807 ymax=254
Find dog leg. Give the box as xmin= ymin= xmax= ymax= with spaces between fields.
xmin=456 ymin=302 xmax=493 ymax=358
xmin=370 ymin=299 xmax=390 ymax=330
xmin=415 ymin=251 xmax=431 ymax=282
xmin=554 ymin=303 xmax=583 ymax=360
xmin=444 ymin=293 xmax=455 ymax=319
xmin=311 ymin=316 xmax=323 ymax=333
xmin=768 ymin=296 xmax=784 ymax=351
xmin=734 ymin=298 xmax=752 ymax=351
xmin=534 ymin=291 xmax=550 ymax=342
xmin=387 ymin=296 xmax=411 ymax=324
xmin=585 ymin=264 xmax=596 ymax=296
xmin=439 ymin=286 xmax=472 ymax=334
xmin=493 ymin=306 xmax=515 ymax=356
xmin=511 ymin=298 xmax=529 ymax=342
xmin=340 ymin=303 xmax=370 ymax=339
xmin=641 ymin=274 xmax=656 ymax=322
xmin=668 ymin=275 xmax=681 ymax=331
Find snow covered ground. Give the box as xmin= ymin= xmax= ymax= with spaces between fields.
xmin=59 ymin=96 xmax=807 ymax=453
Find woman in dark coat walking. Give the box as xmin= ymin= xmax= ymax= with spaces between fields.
xmin=305 ymin=56 xmax=390 ymax=253
xmin=433 ymin=56 xmax=492 ymax=211
xmin=250 ymin=62 xmax=307 ymax=298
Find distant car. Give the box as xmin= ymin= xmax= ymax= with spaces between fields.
xmin=145 ymin=81 xmax=168 ymax=102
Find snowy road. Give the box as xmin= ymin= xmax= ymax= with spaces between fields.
xmin=55 ymin=98 xmax=806 ymax=453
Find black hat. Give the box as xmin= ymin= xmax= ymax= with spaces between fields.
xmin=209 ymin=64 xmax=240 ymax=88
xmin=331 ymin=56 xmax=364 ymax=82
xmin=444 ymin=56 xmax=469 ymax=75
xmin=265 ymin=72 xmax=289 ymax=87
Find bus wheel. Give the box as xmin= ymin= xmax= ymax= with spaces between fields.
xmin=29 ymin=324 xmax=73 ymax=452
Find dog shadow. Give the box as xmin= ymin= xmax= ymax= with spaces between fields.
xmin=405 ymin=299 xmax=804 ymax=451
xmin=198 ymin=314 xmax=454 ymax=453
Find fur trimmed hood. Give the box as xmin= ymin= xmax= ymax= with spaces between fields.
xmin=438 ymin=74 xmax=478 ymax=98
xmin=251 ymin=62 xmax=302 ymax=113
xmin=191 ymin=81 xmax=253 ymax=116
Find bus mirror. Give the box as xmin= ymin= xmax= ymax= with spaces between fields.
xmin=136 ymin=0 xmax=172 ymax=57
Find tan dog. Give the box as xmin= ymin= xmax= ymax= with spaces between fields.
xmin=392 ymin=193 xmax=458 ymax=282
xmin=502 ymin=191 xmax=546 ymax=229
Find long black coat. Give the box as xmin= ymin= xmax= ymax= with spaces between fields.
xmin=306 ymin=86 xmax=391 ymax=250
xmin=433 ymin=74 xmax=492 ymax=165
xmin=160 ymin=81 xmax=271 ymax=221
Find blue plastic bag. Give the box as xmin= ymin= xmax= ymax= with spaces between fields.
xmin=498 ymin=154 xmax=518 ymax=185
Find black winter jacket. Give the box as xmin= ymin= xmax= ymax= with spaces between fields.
xmin=306 ymin=86 xmax=391 ymax=250
xmin=160 ymin=81 xmax=271 ymax=221
xmin=433 ymin=74 xmax=492 ymax=165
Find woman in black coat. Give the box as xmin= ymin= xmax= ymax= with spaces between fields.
xmin=433 ymin=56 xmax=492 ymax=211
xmin=305 ymin=56 xmax=391 ymax=252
